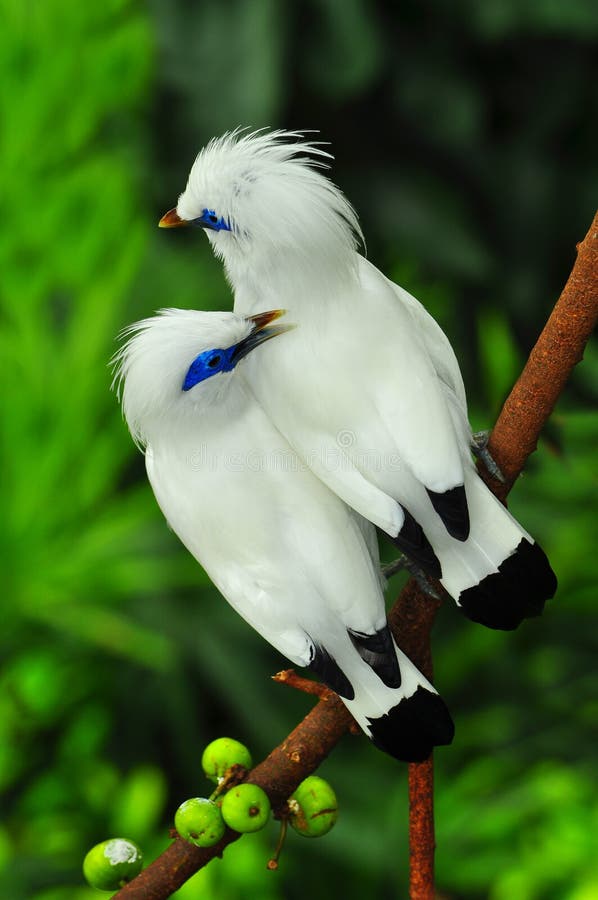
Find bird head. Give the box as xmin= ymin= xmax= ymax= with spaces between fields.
xmin=159 ymin=129 xmax=364 ymax=289
xmin=112 ymin=308 xmax=291 ymax=446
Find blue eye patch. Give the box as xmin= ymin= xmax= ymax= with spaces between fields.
xmin=182 ymin=346 xmax=236 ymax=391
xmin=190 ymin=208 xmax=232 ymax=232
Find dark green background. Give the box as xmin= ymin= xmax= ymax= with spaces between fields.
xmin=2 ymin=2 xmax=597 ymax=898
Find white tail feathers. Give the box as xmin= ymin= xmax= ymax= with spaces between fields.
xmin=312 ymin=630 xmax=454 ymax=762
xmin=435 ymin=471 xmax=557 ymax=630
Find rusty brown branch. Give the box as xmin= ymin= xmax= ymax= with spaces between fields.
xmin=408 ymin=758 xmax=435 ymax=900
xmin=484 ymin=209 xmax=598 ymax=499
xmin=115 ymin=211 xmax=598 ymax=900
xmin=272 ymin=668 xmax=335 ymax=699
xmin=399 ymin=209 xmax=598 ymax=900
xmin=388 ymin=580 xmax=442 ymax=900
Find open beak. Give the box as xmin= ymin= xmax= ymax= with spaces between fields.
xmin=159 ymin=208 xmax=189 ymax=228
xmin=232 ymin=310 xmax=295 ymax=364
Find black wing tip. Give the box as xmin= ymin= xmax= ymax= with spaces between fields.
xmin=348 ymin=625 xmax=402 ymax=689
xmin=367 ymin=686 xmax=455 ymax=763
xmin=427 ymin=485 xmax=470 ymax=542
xmin=392 ymin=507 xmax=442 ymax=578
xmin=458 ymin=538 xmax=558 ymax=631
xmin=308 ymin=645 xmax=355 ymax=700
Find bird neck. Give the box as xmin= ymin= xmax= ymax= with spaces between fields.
xmin=139 ymin=371 xmax=251 ymax=451
xmin=224 ymin=246 xmax=360 ymax=307
xmin=149 ymin=381 xmax=270 ymax=469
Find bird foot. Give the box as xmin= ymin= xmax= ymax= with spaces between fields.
xmin=471 ymin=430 xmax=505 ymax=483
xmin=381 ymin=555 xmax=409 ymax=580
xmin=381 ymin=555 xmax=440 ymax=599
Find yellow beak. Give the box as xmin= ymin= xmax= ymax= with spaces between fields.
xmin=158 ymin=208 xmax=188 ymax=228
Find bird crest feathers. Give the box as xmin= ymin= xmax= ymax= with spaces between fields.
xmin=177 ymin=129 xmax=364 ymax=284
xmin=111 ymin=309 xmax=252 ymax=447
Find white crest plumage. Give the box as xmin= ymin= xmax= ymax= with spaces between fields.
xmin=177 ymin=129 xmax=364 ymax=292
xmin=112 ymin=309 xmax=252 ymax=446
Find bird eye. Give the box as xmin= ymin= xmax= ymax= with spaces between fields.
xmin=195 ymin=207 xmax=231 ymax=232
xmin=207 ymin=354 xmax=222 ymax=368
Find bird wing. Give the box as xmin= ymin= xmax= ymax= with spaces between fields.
xmin=352 ymin=257 xmax=468 ymax=494
xmin=203 ymin=496 xmax=389 ymax=667
xmin=209 ymin=560 xmax=316 ymax=667
xmin=388 ymin=276 xmax=472 ymax=452
xmin=389 ymin=279 xmax=468 ymax=410
xmin=285 ymin=421 xmax=405 ymax=536
xmin=146 ymin=429 xmax=390 ymax=659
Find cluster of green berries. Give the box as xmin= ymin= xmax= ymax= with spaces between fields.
xmin=82 ymin=737 xmax=338 ymax=889
xmin=176 ymin=737 xmax=262 ymax=845
xmin=175 ymin=737 xmax=338 ymax=851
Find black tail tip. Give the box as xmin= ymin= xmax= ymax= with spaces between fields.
xmin=368 ymin=686 xmax=455 ymax=763
xmin=458 ymin=538 xmax=558 ymax=631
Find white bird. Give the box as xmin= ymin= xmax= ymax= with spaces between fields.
xmin=160 ymin=129 xmax=557 ymax=630
xmin=113 ymin=307 xmax=455 ymax=762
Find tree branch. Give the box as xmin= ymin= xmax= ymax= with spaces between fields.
xmin=272 ymin=668 xmax=336 ymax=700
xmin=395 ymin=209 xmax=598 ymax=900
xmin=388 ymin=582 xmax=442 ymax=900
xmin=483 ymin=210 xmax=598 ymax=499
xmin=115 ymin=210 xmax=598 ymax=900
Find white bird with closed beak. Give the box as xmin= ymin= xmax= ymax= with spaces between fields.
xmin=160 ymin=129 xmax=557 ymax=630
xmin=113 ymin=307 xmax=455 ymax=763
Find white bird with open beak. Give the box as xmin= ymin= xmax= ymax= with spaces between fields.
xmin=160 ymin=129 xmax=557 ymax=630
xmin=113 ymin=306 xmax=454 ymax=763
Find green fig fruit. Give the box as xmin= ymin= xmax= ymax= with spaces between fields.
xmin=202 ymin=737 xmax=253 ymax=783
xmin=289 ymin=775 xmax=338 ymax=837
xmin=83 ymin=838 xmax=143 ymax=890
xmin=220 ymin=783 xmax=271 ymax=833
xmin=175 ymin=797 xmax=225 ymax=847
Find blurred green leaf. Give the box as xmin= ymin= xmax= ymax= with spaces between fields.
xmin=477 ymin=308 xmax=522 ymax=414
xmin=304 ymin=0 xmax=386 ymax=98
xmin=110 ymin=766 xmax=167 ymax=840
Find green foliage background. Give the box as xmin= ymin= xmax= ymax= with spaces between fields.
xmin=1 ymin=1 xmax=596 ymax=898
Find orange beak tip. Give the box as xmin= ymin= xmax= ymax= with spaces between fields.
xmin=247 ymin=309 xmax=287 ymax=330
xmin=159 ymin=208 xmax=187 ymax=228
